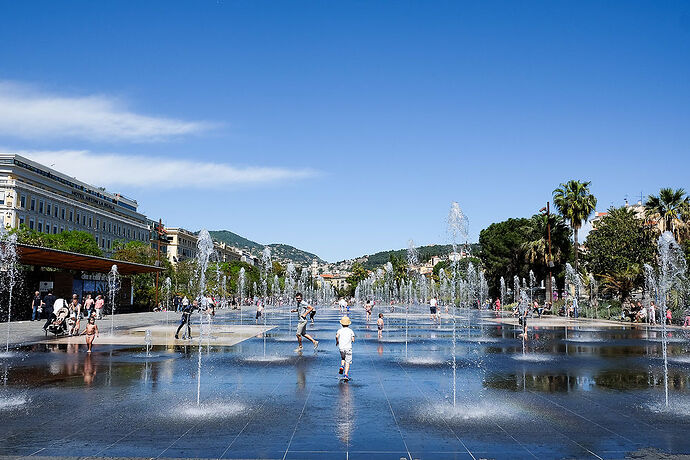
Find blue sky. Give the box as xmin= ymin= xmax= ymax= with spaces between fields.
xmin=0 ymin=1 xmax=688 ymax=261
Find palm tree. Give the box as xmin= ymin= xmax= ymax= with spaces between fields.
xmin=644 ymin=188 xmax=689 ymax=241
xmin=553 ymin=180 xmax=597 ymax=276
xmin=521 ymin=214 xmax=569 ymax=268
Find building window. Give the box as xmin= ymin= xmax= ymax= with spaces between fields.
xmin=69 ymin=210 xmax=73 ymax=222
xmin=30 ymin=198 xmax=35 ymax=211
xmin=37 ymin=221 xmax=43 ymax=232
xmin=29 ymin=218 xmax=34 ymax=230
xmin=82 ymin=215 xmax=86 ymax=226
xmin=102 ymin=221 xmax=105 ymax=231
xmin=88 ymin=217 xmax=92 ymax=228
xmin=39 ymin=201 xmax=43 ymax=214
xmin=53 ymin=225 xmax=57 ymax=234
xmin=45 ymin=221 xmax=50 ymax=233
xmin=19 ymin=215 xmax=25 ymax=226
xmin=61 ymin=208 xmax=65 ymax=220
xmin=76 ymin=212 xmax=80 ymax=224
xmin=96 ymin=219 xmax=100 ymax=230
xmin=107 ymin=240 xmax=111 ymax=249
xmin=60 ymin=226 xmax=64 ymax=233
xmin=108 ymin=223 xmax=112 ymax=233
xmin=54 ymin=206 xmax=58 ymax=218
xmin=20 ymin=195 xmax=25 ymax=208
xmin=46 ymin=203 xmax=51 ymax=215
xmin=96 ymin=236 xmax=99 ymax=245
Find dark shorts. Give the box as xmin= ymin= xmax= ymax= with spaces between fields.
xmin=256 ymin=311 xmax=262 ymax=319
xmin=430 ymin=307 xmax=437 ymax=314
xmin=309 ymin=310 xmax=316 ymax=319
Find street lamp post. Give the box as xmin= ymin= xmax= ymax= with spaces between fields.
xmin=540 ymin=203 xmax=554 ymax=306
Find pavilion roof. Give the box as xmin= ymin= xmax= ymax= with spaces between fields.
xmin=16 ymin=244 xmax=163 ymax=275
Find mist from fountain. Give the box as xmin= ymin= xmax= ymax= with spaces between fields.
xmin=107 ymin=265 xmax=120 ymax=337
xmin=195 ymin=230 xmax=215 ymax=406
xmin=0 ymin=230 xmax=18 ymax=352
xmin=656 ymin=231 xmax=686 ymax=408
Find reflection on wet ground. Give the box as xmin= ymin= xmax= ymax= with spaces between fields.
xmin=1 ymin=307 xmax=690 ymax=459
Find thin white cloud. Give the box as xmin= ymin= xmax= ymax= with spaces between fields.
xmin=0 ymin=81 xmax=212 ymax=142
xmin=13 ymin=150 xmax=317 ymax=189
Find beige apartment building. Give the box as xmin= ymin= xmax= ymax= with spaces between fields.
xmin=0 ymin=153 xmax=149 ymax=254
xmin=164 ymin=227 xmax=248 ymax=265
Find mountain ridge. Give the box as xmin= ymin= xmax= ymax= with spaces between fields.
xmin=208 ymin=230 xmax=323 ymax=265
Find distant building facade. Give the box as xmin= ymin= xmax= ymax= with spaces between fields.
xmin=0 ymin=153 xmax=149 ymax=255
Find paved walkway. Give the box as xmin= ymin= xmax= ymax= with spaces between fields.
xmin=1 ymin=310 xmax=272 ymax=348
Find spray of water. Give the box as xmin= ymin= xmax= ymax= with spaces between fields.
xmin=657 ymin=231 xmax=686 ymax=408
xmin=107 ymin=265 xmax=120 ymax=337
xmin=195 ymin=230 xmax=215 ymax=406
xmin=1 ymin=230 xmax=18 ymax=352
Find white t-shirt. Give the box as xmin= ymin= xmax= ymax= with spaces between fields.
xmin=336 ymin=327 xmax=355 ymax=351
xmin=430 ymin=298 xmax=438 ymax=307
xmin=339 ymin=299 xmax=347 ymax=308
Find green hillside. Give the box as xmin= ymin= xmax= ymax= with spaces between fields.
xmin=358 ymin=243 xmax=481 ymax=269
xmin=208 ymin=230 xmax=323 ymax=265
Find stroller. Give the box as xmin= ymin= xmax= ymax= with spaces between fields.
xmin=45 ymin=299 xmax=70 ymax=336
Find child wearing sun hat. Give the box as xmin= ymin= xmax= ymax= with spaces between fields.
xmin=336 ymin=316 xmax=355 ymax=380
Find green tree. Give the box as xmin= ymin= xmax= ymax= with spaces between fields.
xmin=553 ymin=180 xmax=597 ymax=275
xmin=521 ymin=213 xmax=572 ymax=290
xmin=479 ymin=217 xmax=531 ymax=297
xmin=10 ymin=226 xmax=103 ymax=256
xmin=644 ymin=188 xmax=689 ymax=241
xmin=345 ymin=262 xmax=368 ymax=296
xmin=585 ymin=206 xmax=655 ymax=298
xmin=272 ymin=261 xmax=286 ymax=278
xmin=113 ymin=240 xmax=173 ymax=308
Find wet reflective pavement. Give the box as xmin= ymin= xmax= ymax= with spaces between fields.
xmin=1 ymin=307 xmax=690 ymax=459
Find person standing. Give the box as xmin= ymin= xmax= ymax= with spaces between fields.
xmin=255 ymin=299 xmax=263 ymax=324
xmin=338 ymin=297 xmax=347 ymax=313
xmin=291 ymin=292 xmax=318 ymax=352
xmin=94 ymin=295 xmax=105 ymax=319
xmin=336 ymin=316 xmax=355 ymax=380
xmin=377 ymin=313 xmax=384 ymax=339
xmin=31 ymin=291 xmax=43 ymax=321
xmin=364 ymin=300 xmax=372 ymax=322
xmin=69 ymin=294 xmax=82 ymax=336
xmin=495 ymin=298 xmax=501 ymax=311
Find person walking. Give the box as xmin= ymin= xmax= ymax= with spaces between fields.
xmin=31 ymin=291 xmax=43 ymax=321
xmin=175 ymin=299 xmax=197 ymax=339
xmin=336 ymin=316 xmax=355 ymax=380
xmin=429 ymin=297 xmax=438 ymax=322
xmin=291 ymin=292 xmax=318 ymax=352
xmin=80 ymin=316 xmax=99 ymax=353
xmin=41 ymin=290 xmax=56 ymax=330
xmin=83 ymin=294 xmax=95 ymax=319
